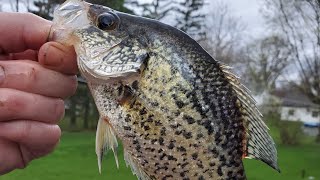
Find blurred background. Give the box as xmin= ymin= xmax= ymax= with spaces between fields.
xmin=0 ymin=0 xmax=319 ymax=179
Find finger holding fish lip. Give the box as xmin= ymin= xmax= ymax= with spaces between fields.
xmin=0 ymin=12 xmax=78 ymax=76
xmin=38 ymin=42 xmax=78 ymax=75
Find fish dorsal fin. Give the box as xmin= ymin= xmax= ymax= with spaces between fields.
xmin=220 ymin=64 xmax=280 ymax=172
xmin=123 ymin=150 xmax=151 ymax=180
xmin=96 ymin=116 xmax=119 ymax=173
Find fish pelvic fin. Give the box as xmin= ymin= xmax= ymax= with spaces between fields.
xmin=123 ymin=150 xmax=151 ymax=180
xmin=96 ymin=116 xmax=119 ymax=173
xmin=220 ymin=64 xmax=280 ymax=172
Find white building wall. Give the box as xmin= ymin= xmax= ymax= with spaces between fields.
xmin=281 ymin=106 xmax=320 ymax=124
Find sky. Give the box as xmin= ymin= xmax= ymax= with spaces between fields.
xmin=0 ymin=0 xmax=267 ymax=39
xmin=0 ymin=0 xmax=29 ymax=12
xmin=221 ymin=0 xmax=266 ymax=38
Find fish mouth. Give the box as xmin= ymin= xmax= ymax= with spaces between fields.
xmin=50 ymin=0 xmax=91 ymax=42
xmin=77 ymin=44 xmax=143 ymax=85
xmin=79 ymin=60 xmax=142 ymax=85
xmin=55 ymin=0 xmax=90 ymax=24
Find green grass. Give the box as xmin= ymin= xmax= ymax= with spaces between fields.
xmin=1 ymin=132 xmax=136 ymax=180
xmin=1 ymin=132 xmax=319 ymax=180
xmin=244 ymin=144 xmax=320 ymax=180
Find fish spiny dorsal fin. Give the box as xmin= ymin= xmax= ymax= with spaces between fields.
xmin=220 ymin=64 xmax=280 ymax=172
xmin=123 ymin=150 xmax=151 ymax=180
xmin=96 ymin=116 xmax=119 ymax=173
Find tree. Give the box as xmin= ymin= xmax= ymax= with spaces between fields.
xmin=68 ymin=94 xmax=77 ymax=129
xmin=242 ymin=35 xmax=292 ymax=93
xmin=262 ymin=0 xmax=320 ymax=141
xmin=30 ymin=0 xmax=64 ymax=20
xmin=8 ymin=0 xmax=30 ymax=12
xmin=83 ymin=91 xmax=90 ymax=129
xmin=127 ymin=0 xmax=173 ymax=20
xmin=87 ymin=0 xmax=133 ymax=13
xmin=174 ymin=0 xmax=206 ymax=40
xmin=30 ymin=0 xmax=133 ymax=20
xmin=200 ymin=1 xmax=246 ymax=65
xmin=14 ymin=0 xmax=19 ymax=12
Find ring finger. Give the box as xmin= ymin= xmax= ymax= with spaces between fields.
xmin=0 ymin=88 xmax=64 ymax=123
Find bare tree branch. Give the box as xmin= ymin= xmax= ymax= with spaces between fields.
xmin=200 ymin=1 xmax=246 ymax=65
xmin=242 ymin=35 xmax=292 ymax=93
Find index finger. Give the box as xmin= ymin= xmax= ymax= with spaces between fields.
xmin=0 ymin=12 xmax=51 ymax=54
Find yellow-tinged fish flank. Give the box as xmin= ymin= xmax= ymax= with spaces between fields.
xmin=51 ymin=0 xmax=279 ymax=179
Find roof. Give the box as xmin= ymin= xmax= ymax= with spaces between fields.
xmin=272 ymin=88 xmax=319 ymax=108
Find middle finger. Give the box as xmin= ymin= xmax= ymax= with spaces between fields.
xmin=0 ymin=60 xmax=77 ymax=99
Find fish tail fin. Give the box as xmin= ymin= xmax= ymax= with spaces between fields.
xmin=96 ymin=116 xmax=119 ymax=173
xmin=220 ymin=65 xmax=280 ymax=172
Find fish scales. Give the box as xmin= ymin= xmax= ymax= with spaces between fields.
xmin=51 ymin=0 xmax=279 ymax=179
xmin=90 ymin=59 xmax=245 ymax=179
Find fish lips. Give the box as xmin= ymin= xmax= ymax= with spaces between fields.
xmin=77 ymin=52 xmax=144 ymax=85
xmin=49 ymin=0 xmax=91 ymax=43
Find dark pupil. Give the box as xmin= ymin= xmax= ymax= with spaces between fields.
xmin=98 ymin=13 xmax=115 ymax=29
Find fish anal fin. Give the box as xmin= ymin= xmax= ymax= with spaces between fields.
xmin=220 ymin=65 xmax=280 ymax=172
xmin=96 ymin=116 xmax=119 ymax=173
xmin=123 ymin=150 xmax=151 ymax=180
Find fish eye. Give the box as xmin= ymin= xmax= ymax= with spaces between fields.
xmin=97 ymin=13 xmax=118 ymax=31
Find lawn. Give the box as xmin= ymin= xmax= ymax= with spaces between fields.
xmin=1 ymin=131 xmax=319 ymax=180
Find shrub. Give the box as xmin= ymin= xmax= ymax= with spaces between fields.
xmin=279 ymin=120 xmax=303 ymax=145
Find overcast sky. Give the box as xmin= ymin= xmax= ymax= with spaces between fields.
xmin=0 ymin=0 xmax=267 ymax=39
xmin=222 ymin=0 xmax=266 ymax=38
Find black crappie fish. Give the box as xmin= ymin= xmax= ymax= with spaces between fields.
xmin=51 ymin=0 xmax=279 ymax=179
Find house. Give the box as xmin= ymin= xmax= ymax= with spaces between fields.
xmin=272 ymin=89 xmax=320 ymax=127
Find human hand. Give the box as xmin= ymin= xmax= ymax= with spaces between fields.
xmin=0 ymin=12 xmax=78 ymax=175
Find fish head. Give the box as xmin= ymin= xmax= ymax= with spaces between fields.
xmin=51 ymin=0 xmax=148 ymax=84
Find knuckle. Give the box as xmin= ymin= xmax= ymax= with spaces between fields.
xmin=22 ymin=12 xmax=37 ymax=19
xmin=17 ymin=121 xmax=33 ymax=142
xmin=23 ymin=65 xmax=38 ymax=90
xmin=0 ymin=61 xmax=39 ymax=90
xmin=0 ymin=89 xmax=26 ymax=116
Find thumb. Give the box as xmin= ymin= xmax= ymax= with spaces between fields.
xmin=38 ymin=42 xmax=78 ymax=75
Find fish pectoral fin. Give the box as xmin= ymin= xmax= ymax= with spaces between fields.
xmin=220 ymin=64 xmax=280 ymax=172
xmin=96 ymin=116 xmax=119 ymax=173
xmin=123 ymin=150 xmax=151 ymax=180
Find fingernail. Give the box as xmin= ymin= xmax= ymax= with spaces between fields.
xmin=47 ymin=25 xmax=54 ymax=42
xmin=0 ymin=65 xmax=4 ymax=85
xmin=55 ymin=99 xmax=65 ymax=122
